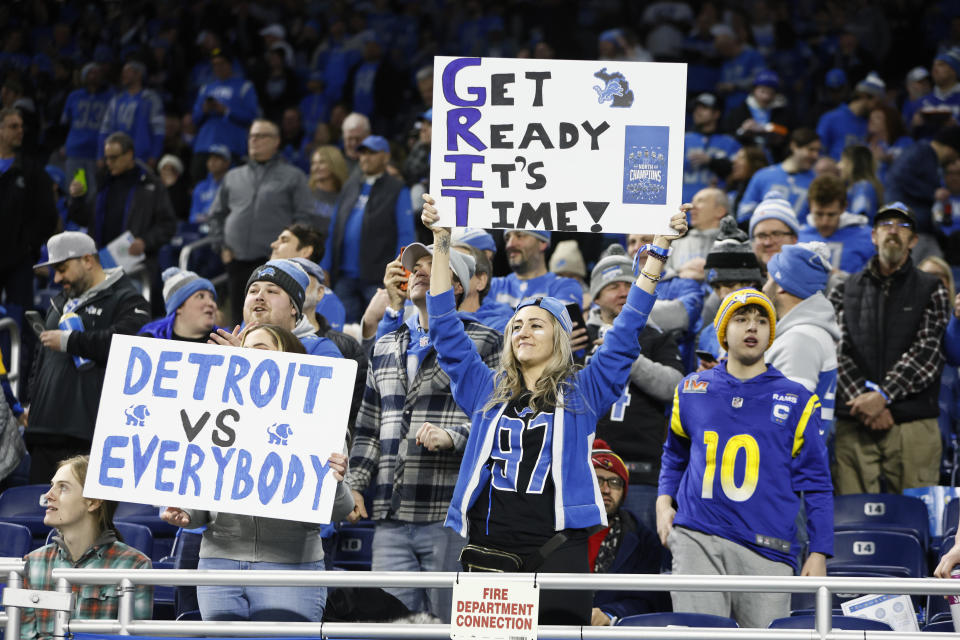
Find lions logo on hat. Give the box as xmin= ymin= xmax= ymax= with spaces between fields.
xmin=257 ymin=267 xmax=276 ymax=278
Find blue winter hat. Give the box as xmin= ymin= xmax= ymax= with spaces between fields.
xmin=505 ymin=229 xmax=551 ymax=245
xmin=515 ymin=296 xmax=573 ymax=334
xmin=162 ymin=267 xmax=216 ymax=316
xmin=452 ymin=227 xmax=496 ymax=255
xmin=749 ymin=197 xmax=800 ymax=237
xmin=246 ymin=259 xmax=308 ymax=316
xmin=754 ymin=69 xmax=780 ymax=90
xmin=937 ymin=47 xmax=960 ymax=78
xmin=767 ymin=242 xmax=831 ymax=300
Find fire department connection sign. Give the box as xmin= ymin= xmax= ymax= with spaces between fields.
xmin=84 ymin=335 xmax=356 ymax=523
xmin=451 ymin=576 xmax=539 ymax=640
xmin=430 ymin=56 xmax=687 ymax=235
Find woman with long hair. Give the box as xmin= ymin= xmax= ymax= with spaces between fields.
xmin=21 ymin=456 xmax=153 ymax=639
xmin=308 ymin=145 xmax=348 ymax=222
xmin=416 ymin=194 xmax=687 ymax=625
xmin=839 ymin=145 xmax=883 ymax=222
xmin=162 ymin=323 xmax=352 ymax=622
xmin=867 ymin=104 xmax=912 ymax=182
xmin=726 ymin=145 xmax=768 ymax=217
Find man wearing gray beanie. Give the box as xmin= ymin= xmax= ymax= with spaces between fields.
xmin=586 ymin=244 xmax=684 ymax=532
xmin=762 ymin=242 xmax=841 ymax=435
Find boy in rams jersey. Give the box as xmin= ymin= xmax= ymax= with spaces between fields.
xmin=656 ymin=289 xmax=833 ymax=628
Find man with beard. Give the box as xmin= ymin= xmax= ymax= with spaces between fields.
xmin=487 ymin=230 xmax=581 ymax=308
xmin=828 ymin=203 xmax=950 ymax=494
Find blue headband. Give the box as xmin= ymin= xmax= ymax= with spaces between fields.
xmin=515 ymin=296 xmax=573 ymax=334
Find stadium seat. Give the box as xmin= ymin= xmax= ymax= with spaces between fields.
xmin=770 ymin=615 xmax=893 ymax=630
xmin=829 ymin=530 xmax=926 ymax=578
xmin=0 ymin=522 xmax=31 ymax=558
xmin=0 ymin=484 xmax=51 ymax=536
xmin=114 ymin=522 xmax=154 ymax=559
xmin=46 ymin=523 xmax=154 ymax=559
xmin=923 ymin=621 xmax=956 ymax=632
xmin=834 ymin=493 xmax=929 ymax=550
xmin=926 ymin=593 xmax=951 ymax=626
xmin=333 ymin=525 xmax=374 ymax=570
xmin=113 ymin=502 xmax=178 ymax=537
xmin=943 ymin=498 xmax=960 ymax=538
xmin=616 ymin=612 xmax=738 ymax=627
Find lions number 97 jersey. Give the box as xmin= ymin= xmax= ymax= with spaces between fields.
xmin=658 ymin=363 xmax=834 ymax=567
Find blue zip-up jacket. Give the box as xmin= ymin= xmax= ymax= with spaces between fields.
xmin=192 ymin=77 xmax=260 ymax=157
xmin=98 ymin=88 xmax=165 ymax=162
xmin=659 ymin=362 xmax=834 ymax=568
xmin=427 ymin=284 xmax=656 ymax=537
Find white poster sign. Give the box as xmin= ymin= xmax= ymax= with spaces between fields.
xmin=84 ymin=335 xmax=356 ymax=524
xmin=451 ymin=575 xmax=539 ymax=640
xmin=430 ymin=56 xmax=687 ymax=235
xmin=841 ymin=594 xmax=919 ymax=631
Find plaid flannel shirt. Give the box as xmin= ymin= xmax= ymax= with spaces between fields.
xmin=346 ymin=318 xmax=502 ymax=522
xmin=20 ymin=531 xmax=153 ymax=640
xmin=829 ymin=257 xmax=950 ymax=408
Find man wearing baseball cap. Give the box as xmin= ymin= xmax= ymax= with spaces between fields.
xmin=26 ymin=231 xmax=151 ymax=483
xmin=589 ymin=439 xmax=670 ymax=625
xmin=344 ymin=239 xmax=502 ymax=622
xmin=658 ymin=288 xmax=833 ymax=628
xmin=828 ymin=202 xmax=950 ymax=494
xmin=683 ymin=92 xmax=740 ymax=202
xmin=189 ymin=144 xmax=231 ymax=224
xmin=191 ymin=47 xmax=260 ymax=163
xmin=816 ymin=72 xmax=885 ymax=160
xmin=323 ymin=133 xmax=414 ymax=323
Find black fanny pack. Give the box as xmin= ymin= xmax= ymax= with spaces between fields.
xmin=460 ymin=533 xmax=569 ymax=572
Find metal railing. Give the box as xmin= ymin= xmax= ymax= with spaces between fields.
xmin=3 ymin=563 xmax=960 ymax=639
xmin=0 ymin=317 xmax=21 ymax=396
xmin=178 ymin=237 xmax=227 ymax=287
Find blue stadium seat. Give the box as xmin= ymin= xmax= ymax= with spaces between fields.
xmin=113 ymin=502 xmax=179 ymax=538
xmin=616 ymin=612 xmax=738 ymax=627
xmin=114 ymin=522 xmax=154 ymax=559
xmin=770 ymin=615 xmax=893 ymax=630
xmin=332 ymin=525 xmax=374 ymax=570
xmin=834 ymin=493 xmax=929 ymax=550
xmin=0 ymin=484 xmax=51 ymax=536
xmin=0 ymin=522 xmax=31 ymax=558
xmin=829 ymin=530 xmax=926 ymax=578
xmin=926 ymin=594 xmax=951 ymax=626
xmin=923 ymin=621 xmax=956 ymax=632
xmin=45 ymin=522 xmax=154 ymax=559
xmin=943 ymin=498 xmax=960 ymax=538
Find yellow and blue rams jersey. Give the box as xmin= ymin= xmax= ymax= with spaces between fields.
xmin=659 ymin=361 xmax=834 ymax=568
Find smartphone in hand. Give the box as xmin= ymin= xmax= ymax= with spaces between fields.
xmin=25 ymin=310 xmax=46 ymax=337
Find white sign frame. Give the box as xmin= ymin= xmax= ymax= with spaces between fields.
xmin=84 ymin=335 xmax=356 ymax=524
xmin=430 ymin=56 xmax=687 ymax=236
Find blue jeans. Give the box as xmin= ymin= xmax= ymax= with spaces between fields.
xmin=196 ymin=558 xmax=326 ymax=621
xmin=371 ymin=521 xmax=464 ymax=622
xmin=333 ymin=277 xmax=380 ymax=324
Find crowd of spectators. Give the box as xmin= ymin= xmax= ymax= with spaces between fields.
xmin=5 ymin=0 xmax=960 ymax=631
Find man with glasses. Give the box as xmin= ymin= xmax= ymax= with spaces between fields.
xmin=67 ymin=131 xmax=176 ymax=315
xmin=748 ymin=195 xmax=799 ymax=265
xmin=209 ymin=119 xmax=318 ymax=324
xmin=828 ymin=202 xmax=950 ymax=494
xmin=589 ymin=439 xmax=670 ymax=626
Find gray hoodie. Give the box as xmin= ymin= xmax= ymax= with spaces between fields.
xmin=765 ymin=292 xmax=840 ymax=427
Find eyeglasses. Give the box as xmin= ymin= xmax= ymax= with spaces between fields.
xmin=753 ymin=230 xmax=795 ymax=242
xmin=876 ymin=220 xmax=912 ymax=230
xmin=596 ymin=476 xmax=625 ymax=490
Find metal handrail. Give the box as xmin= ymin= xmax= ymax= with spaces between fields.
xmin=3 ymin=562 xmax=960 ymax=638
xmin=0 ymin=317 xmax=21 ymax=396
xmin=178 ymin=236 xmax=227 ymax=287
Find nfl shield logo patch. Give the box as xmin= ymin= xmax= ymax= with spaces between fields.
xmin=732 ymin=397 xmax=743 ymax=408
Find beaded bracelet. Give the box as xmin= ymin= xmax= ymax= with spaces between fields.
xmin=639 ymin=269 xmax=662 ymax=283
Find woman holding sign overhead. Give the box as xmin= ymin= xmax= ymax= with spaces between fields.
xmin=418 ymin=194 xmax=687 ymax=624
xmin=161 ymin=324 xmax=354 ymax=623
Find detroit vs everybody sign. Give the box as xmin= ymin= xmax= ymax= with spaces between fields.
xmin=84 ymin=336 xmax=356 ymax=523
xmin=430 ymin=56 xmax=687 ymax=235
